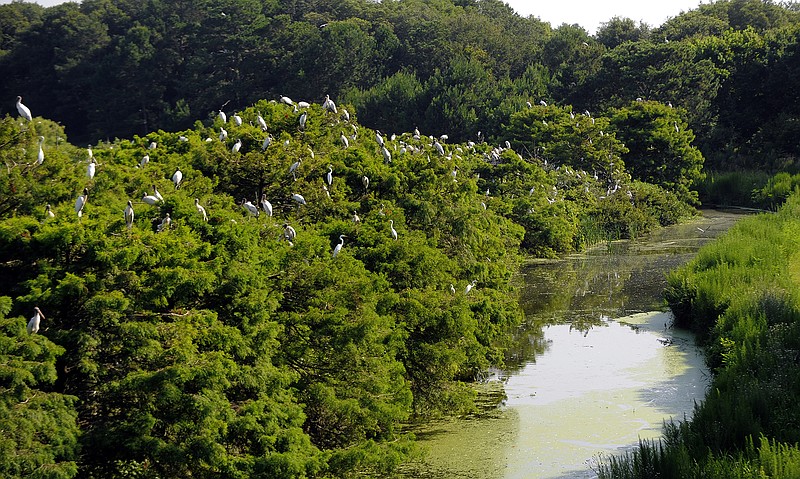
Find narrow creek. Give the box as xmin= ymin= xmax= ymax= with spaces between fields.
xmin=398 ymin=209 xmax=746 ymax=479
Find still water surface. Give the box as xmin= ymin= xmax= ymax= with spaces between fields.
xmin=400 ymin=210 xmax=745 ymax=479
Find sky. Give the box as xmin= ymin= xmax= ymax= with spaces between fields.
xmin=504 ymin=0 xmax=708 ymax=34
xmin=2 ymin=0 xmax=708 ymax=35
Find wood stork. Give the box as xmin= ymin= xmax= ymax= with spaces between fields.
xmin=340 ymin=131 xmax=349 ymax=148
xmin=465 ymin=279 xmax=477 ymax=295
xmin=289 ymin=158 xmax=301 ymax=180
xmin=434 ymin=140 xmax=445 ymax=157
xmin=332 ymin=234 xmax=346 ymax=258
xmin=299 ymin=112 xmax=307 ymax=130
xmin=16 ymin=96 xmax=32 ymax=121
xmin=260 ymin=194 xmax=272 ymax=217
xmin=148 ymin=141 xmax=157 ymax=150
xmin=291 ymin=193 xmax=306 ymax=205
xmin=376 ymin=130 xmax=384 ymax=147
xmin=27 ymin=306 xmax=44 ymax=334
xmin=257 ymin=114 xmax=268 ymax=131
xmin=323 ymin=94 xmax=337 ymax=113
xmin=75 ymin=188 xmax=89 ymax=218
xmin=195 ymin=198 xmax=207 ymax=221
xmin=45 ymin=204 xmax=55 ymax=218
xmin=283 ymin=223 xmax=297 ymax=245
xmin=342 ymin=108 xmax=350 ymax=121
xmin=218 ymin=110 xmax=227 ymax=123
xmin=232 ymin=138 xmax=242 ymax=153
xmin=297 ymin=101 xmax=310 ymax=109
xmin=233 ymin=114 xmax=242 ymax=126
xmin=124 ymin=200 xmax=135 ymax=229
xmin=242 ymin=198 xmax=259 ymax=218
xmin=36 ymin=136 xmax=44 ymax=165
xmin=138 ymin=154 xmax=149 ymax=168
xmin=261 ymin=135 xmax=272 ymax=151
xmin=325 ymin=165 xmax=333 ymax=186
xmin=389 ymin=219 xmax=397 ymax=241
xmin=219 ymin=127 xmax=228 ymax=141
xmin=362 ymin=175 xmax=369 ymax=192
xmin=157 ymin=213 xmax=171 ymax=232
xmin=382 ymin=146 xmax=391 ymax=163
xmin=352 ymin=211 xmax=360 ymax=223
xmin=172 ymin=169 xmax=183 ymax=189
xmin=280 ymin=96 xmax=294 ymax=106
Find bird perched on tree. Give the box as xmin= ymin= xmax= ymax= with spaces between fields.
xmin=292 ymin=193 xmax=306 ymax=205
xmin=27 ymin=306 xmax=44 ymax=334
xmin=389 ymin=219 xmax=398 ymax=241
xmin=124 ymin=200 xmax=135 ymax=229
xmin=289 ymin=158 xmax=302 ymax=181
xmin=322 ymin=94 xmax=337 ymax=113
xmin=138 ymin=154 xmax=149 ymax=168
xmin=195 ymin=198 xmax=207 ymax=221
xmin=340 ymin=131 xmax=349 ymax=148
xmin=16 ymin=96 xmax=32 ymax=121
xmin=282 ymin=223 xmax=297 ymax=245
xmin=362 ymin=175 xmax=369 ymax=193
xmin=45 ymin=204 xmax=55 ymax=219
xmin=157 ymin=213 xmax=171 ymax=232
xmin=242 ymin=198 xmax=259 ymax=218
xmin=218 ymin=110 xmax=227 ymax=123
xmin=87 ymin=158 xmax=97 ymax=179
xmin=260 ymin=194 xmax=273 ymax=217
xmin=172 ymin=169 xmax=183 ymax=189
xmin=299 ymin=112 xmax=307 ymax=130
xmin=75 ymin=188 xmax=89 ymax=218
xmin=257 ymin=114 xmax=268 ymax=131
xmin=261 ymin=134 xmax=272 ymax=151
xmin=325 ymin=165 xmax=333 ymax=186
xmin=232 ymin=138 xmax=242 ymax=153
xmin=465 ymin=279 xmax=478 ymax=295
xmin=332 ymin=234 xmax=346 ymax=258
xmin=36 ymin=136 xmax=44 ymax=165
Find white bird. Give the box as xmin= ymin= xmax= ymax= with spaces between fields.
xmin=36 ymin=136 xmax=44 ymax=165
xmin=340 ymin=131 xmax=349 ymax=148
xmin=307 ymin=146 xmax=315 ymax=159
xmin=171 ymin=169 xmax=183 ymax=189
xmin=449 ymin=284 xmax=456 ymax=294
xmin=16 ymin=96 xmax=32 ymax=121
xmin=342 ymin=108 xmax=350 ymax=121
xmin=242 ymin=198 xmax=259 ymax=218
xmin=283 ymin=223 xmax=297 ymax=245
xmin=297 ymin=101 xmax=311 ymax=109
xmin=261 ymin=135 xmax=272 ymax=151
xmin=27 ymin=306 xmax=44 ymax=334
xmin=87 ymin=146 xmax=93 ymax=160
xmin=332 ymin=234 xmax=346 ymax=258
xmin=465 ymin=279 xmax=477 ymax=295
xmin=257 ymin=114 xmax=268 ymax=131
xmin=179 ymin=135 xmax=188 ymax=142
xmin=352 ymin=211 xmax=360 ymax=223
xmin=260 ymin=193 xmax=273 ymax=216
xmin=389 ymin=219 xmax=398 ymax=241
xmin=291 ymin=193 xmax=306 ymax=205
xmin=299 ymin=112 xmax=307 ymax=130
xmin=322 ymin=94 xmax=337 ymax=113
xmin=195 ymin=198 xmax=207 ymax=221
xmin=148 ymin=141 xmax=157 ymax=150
xmin=325 ymin=165 xmax=333 ymax=186
xmin=232 ymin=138 xmax=242 ymax=153
xmin=434 ymin=140 xmax=445 ymax=156
xmin=376 ymin=130 xmax=384 ymax=147
xmin=219 ymin=127 xmax=228 ymax=141
xmin=157 ymin=213 xmax=171 ymax=232
xmin=75 ymin=188 xmax=89 ymax=218
xmin=362 ymin=175 xmax=369 ymax=192
xmin=87 ymin=158 xmax=96 ymax=179
xmin=138 ymin=154 xmax=149 ymax=168
xmin=142 ymin=194 xmax=160 ymax=205
xmin=218 ymin=110 xmax=227 ymax=123
xmin=382 ymin=146 xmax=391 ymax=163
xmin=233 ymin=114 xmax=242 ymax=126
xmin=45 ymin=204 xmax=55 ymax=218
xmin=153 ymin=185 xmax=164 ymax=202
xmin=539 ymin=100 xmax=547 ymax=106
xmin=124 ymin=200 xmax=135 ymax=229
xmin=289 ymin=159 xmax=301 ymax=180
xmin=280 ymin=96 xmax=294 ymax=106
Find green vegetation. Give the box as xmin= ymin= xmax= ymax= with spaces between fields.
xmin=597 ymin=191 xmax=800 ymax=478
xmin=0 ymin=90 xmax=690 ymax=477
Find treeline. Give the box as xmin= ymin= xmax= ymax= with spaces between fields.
xmin=0 ymin=93 xmax=695 ymax=478
xmin=597 ymin=190 xmax=800 ymax=478
xmin=2 ymin=0 xmax=800 ymax=173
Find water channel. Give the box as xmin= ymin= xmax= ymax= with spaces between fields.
xmin=398 ymin=209 xmax=746 ymax=479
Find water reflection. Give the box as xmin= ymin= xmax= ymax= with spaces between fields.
xmin=398 ymin=210 xmax=745 ymax=479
